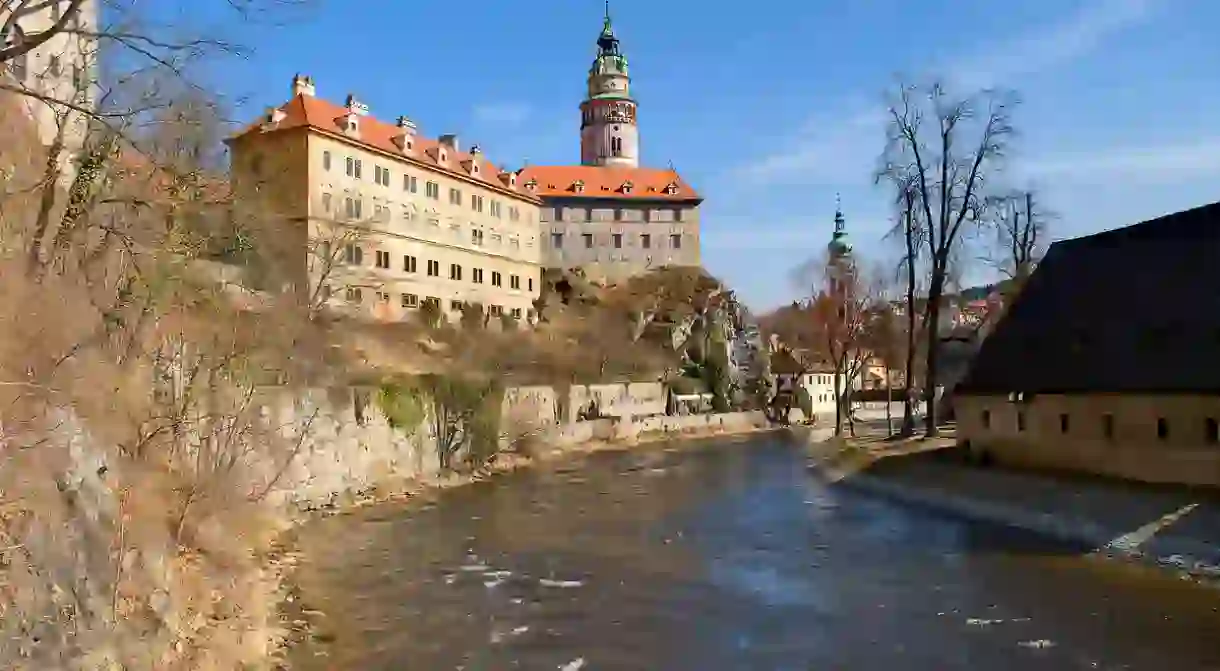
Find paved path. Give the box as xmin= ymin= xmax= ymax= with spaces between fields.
xmin=836 ymin=450 xmax=1220 ymax=577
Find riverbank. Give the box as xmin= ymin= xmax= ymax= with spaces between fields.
xmin=266 ymin=417 xmax=786 ymax=668
xmin=816 ymin=444 xmax=1220 ymax=587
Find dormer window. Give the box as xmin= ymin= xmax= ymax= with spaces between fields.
xmin=438 ymin=149 xmax=448 ymax=164
xmin=664 ymin=182 xmax=679 ymax=195
xmin=572 ymin=180 xmax=585 ymax=193
xmin=525 ymin=178 xmax=538 ymax=192
xmin=620 ymin=180 xmax=634 ymax=194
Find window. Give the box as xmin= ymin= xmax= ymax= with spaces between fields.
xmin=449 ymin=263 xmax=462 ymax=281
xmin=354 ymin=159 xmax=362 ymax=179
xmin=641 ymin=233 xmax=652 ymax=249
xmin=403 ymin=255 xmax=417 ymax=273
xmin=426 ymin=259 xmax=440 ymax=277
xmin=510 ymin=275 xmax=520 ymax=290
xmin=450 ymin=300 xmax=463 ymax=312
xmin=449 ymin=188 xmax=462 ymax=205
xmin=1060 ymin=413 xmax=1070 ymax=433
xmin=345 ymin=287 xmax=363 ymax=303
xmin=1102 ymin=414 xmax=1115 ymax=440
xmin=511 ymin=307 xmax=522 ymax=319
xmin=553 ymin=207 xmax=564 ymax=222
xmin=344 ymin=244 xmax=363 ymax=265
xmin=373 ymin=165 xmax=384 ymax=185
xmin=404 ymin=174 xmax=417 ymax=193
xmin=425 ymin=181 xmax=439 ymax=199
xmin=1016 ymin=411 xmax=1026 ymax=432
xmin=490 ymin=201 xmax=502 ymax=218
xmin=345 ymin=156 xmax=354 ymax=176
xmin=401 ymin=293 xmax=419 ymax=308
xmin=508 ymin=205 xmax=519 ymax=221
xmin=610 ymin=136 xmax=622 ymax=155
xmin=376 ymin=291 xmax=390 ymax=303
xmin=321 ymin=193 xmax=332 ymax=212
xmin=528 ymin=277 xmax=533 ymax=291
xmin=323 ymin=151 xmax=332 ymax=171
xmin=487 ymin=305 xmax=502 ymax=316
xmin=673 ymin=207 xmax=684 ymax=221
xmin=551 ymin=233 xmax=563 ymax=248
xmin=1157 ymin=417 xmax=1169 ymax=440
xmin=491 ymin=271 xmax=502 ymax=287
xmin=471 ymin=194 xmax=484 ymax=212
xmin=344 ymin=196 xmax=362 ymax=219
xmin=471 ymin=229 xmax=484 ymax=246
xmin=583 ymin=233 xmax=594 ymax=249
xmin=613 ymin=233 xmax=622 ymax=249
xmin=48 ymin=55 xmax=60 ymax=77
xmin=1206 ymin=418 xmax=1219 ymax=444
xmin=671 ymin=234 xmax=682 ymax=249
xmin=375 ymin=250 xmax=390 ymax=269
xmin=981 ymin=410 xmax=990 ymax=429
xmin=472 ymin=268 xmax=484 ymax=284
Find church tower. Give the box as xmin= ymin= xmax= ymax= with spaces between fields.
xmin=579 ymin=3 xmax=639 ymax=168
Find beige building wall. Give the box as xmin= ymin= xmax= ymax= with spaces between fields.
xmin=958 ymin=394 xmax=1220 ymax=487
xmin=231 ymin=103 xmax=543 ymax=324
xmin=540 ymin=200 xmax=701 ymax=280
xmin=1 ymin=1 xmax=99 ymax=157
xmin=304 ymin=134 xmax=542 ymax=322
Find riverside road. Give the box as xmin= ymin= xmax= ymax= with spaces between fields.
xmin=289 ymin=434 xmax=1220 ymax=670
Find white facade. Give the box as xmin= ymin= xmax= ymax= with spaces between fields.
xmin=1 ymin=1 xmax=99 ymax=153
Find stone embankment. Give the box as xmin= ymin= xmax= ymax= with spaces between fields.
xmin=814 ymin=442 xmax=1220 ymax=584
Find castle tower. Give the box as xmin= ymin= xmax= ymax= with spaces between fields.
xmin=827 ymin=195 xmax=855 ymax=296
xmin=579 ymin=3 xmax=639 ymax=168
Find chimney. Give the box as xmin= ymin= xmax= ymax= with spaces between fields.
xmin=438 ymin=133 xmax=460 ymax=153
xmin=392 ymin=116 xmax=417 ymax=153
xmin=345 ymin=94 xmax=369 ymax=116
xmin=291 ymin=73 xmax=315 ymax=97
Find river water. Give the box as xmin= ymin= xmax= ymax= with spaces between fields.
xmin=289 ymin=435 xmax=1220 ymax=670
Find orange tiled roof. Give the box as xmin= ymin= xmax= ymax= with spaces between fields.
xmin=230 ymin=93 xmax=538 ymax=203
xmin=516 ymin=165 xmax=700 ymax=202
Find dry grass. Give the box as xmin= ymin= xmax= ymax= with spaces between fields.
xmin=0 ymin=92 xmax=334 ymax=669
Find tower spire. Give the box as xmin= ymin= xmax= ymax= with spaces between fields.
xmin=580 ymin=1 xmax=637 ymax=167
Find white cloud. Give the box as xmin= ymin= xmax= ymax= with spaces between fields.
xmin=954 ymin=0 xmax=1156 ymax=90
xmin=1021 ymin=137 xmax=1220 ymax=184
xmin=732 ymin=0 xmax=1160 ymax=185
xmin=471 ymin=102 xmax=531 ymax=126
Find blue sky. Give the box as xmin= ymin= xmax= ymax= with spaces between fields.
xmin=187 ymin=0 xmax=1220 ymax=311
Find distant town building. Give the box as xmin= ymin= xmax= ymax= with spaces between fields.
xmin=955 ymin=201 xmax=1220 ymax=486
xmin=519 ymin=7 xmax=702 ymax=282
xmin=228 ymin=76 xmax=543 ymax=324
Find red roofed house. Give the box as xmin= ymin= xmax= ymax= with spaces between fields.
xmin=517 ymin=8 xmax=702 ymax=283
xmin=227 ymin=75 xmax=544 ymax=325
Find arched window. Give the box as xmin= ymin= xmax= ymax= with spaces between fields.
xmin=3 ymin=24 xmax=28 ymax=80
xmin=610 ymin=136 xmax=622 ymax=156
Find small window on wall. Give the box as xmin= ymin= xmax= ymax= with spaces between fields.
xmin=1157 ymin=417 xmax=1169 ymax=440
xmin=1059 ymin=413 xmax=1070 ymax=434
xmin=1102 ymin=414 xmax=1115 ymax=441
xmin=1207 ymin=418 xmax=1219 ymax=444
xmin=1016 ymin=411 xmax=1026 ymax=432
xmin=981 ymin=410 xmax=990 ymax=429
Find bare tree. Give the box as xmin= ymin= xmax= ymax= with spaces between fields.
xmin=989 ymin=188 xmax=1049 ymax=289
xmin=880 ymin=81 xmax=1015 ymax=436
xmin=797 ymin=254 xmax=880 ymax=436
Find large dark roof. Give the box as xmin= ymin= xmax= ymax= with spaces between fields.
xmin=957 ymin=200 xmax=1220 ymax=395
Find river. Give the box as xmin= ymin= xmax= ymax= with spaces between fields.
xmin=288 ymin=435 xmax=1220 ymax=670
